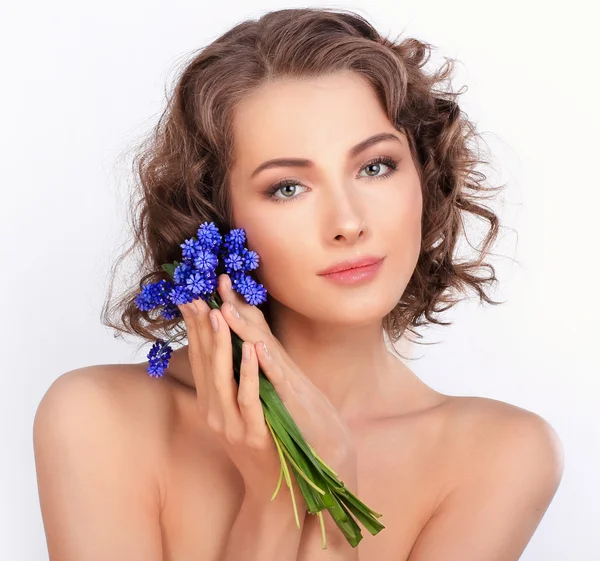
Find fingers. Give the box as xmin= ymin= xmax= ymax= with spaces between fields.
xmin=253 ymin=339 xmax=293 ymax=399
xmin=237 ymin=342 xmax=270 ymax=446
xmin=177 ymin=298 xmax=212 ymax=394
xmin=217 ymin=273 xmax=268 ymax=326
xmin=179 ymin=297 xmax=213 ymax=357
xmin=207 ymin=308 xmax=242 ymax=437
xmin=220 ymin=293 xmax=271 ymax=349
xmin=220 ymin=297 xmax=301 ymax=387
xmin=177 ymin=289 xmax=276 ymax=448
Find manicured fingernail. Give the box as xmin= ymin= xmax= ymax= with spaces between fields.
xmin=242 ymin=342 xmax=250 ymax=362
xmin=225 ymin=274 xmax=232 ymax=290
xmin=209 ymin=312 xmax=219 ymax=332
xmin=188 ymin=301 xmax=198 ymax=315
xmin=262 ymin=341 xmax=270 ymax=359
xmin=229 ymin=301 xmax=240 ymax=318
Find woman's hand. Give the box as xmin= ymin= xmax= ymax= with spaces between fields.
xmin=176 ymin=273 xmax=357 ymax=507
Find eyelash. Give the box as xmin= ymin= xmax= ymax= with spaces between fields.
xmin=264 ymin=155 xmax=399 ymax=204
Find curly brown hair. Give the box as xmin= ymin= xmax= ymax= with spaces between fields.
xmin=101 ymin=7 xmax=505 ymax=357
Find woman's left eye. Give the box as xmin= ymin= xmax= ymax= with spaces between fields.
xmin=358 ymin=156 xmax=399 ymax=180
xmin=265 ymin=156 xmax=399 ymax=204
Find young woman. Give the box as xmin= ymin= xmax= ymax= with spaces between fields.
xmin=33 ymin=7 xmax=564 ymax=561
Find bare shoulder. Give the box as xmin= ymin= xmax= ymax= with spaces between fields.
xmin=438 ymin=394 xmax=565 ymax=497
xmin=402 ymin=395 xmax=565 ymax=560
xmin=445 ymin=396 xmax=563 ymax=458
xmin=35 ymin=362 xmax=177 ymax=436
xmin=32 ymin=363 xmax=190 ymax=558
xmin=34 ymin=362 xmax=179 ymax=507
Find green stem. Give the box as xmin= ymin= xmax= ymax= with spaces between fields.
xmin=317 ymin=510 xmax=327 ymax=550
xmin=308 ymin=444 xmax=339 ymax=478
xmin=265 ymin=417 xmax=285 ymax=501
xmin=279 ymin=443 xmax=327 ymax=495
xmin=266 ymin=415 xmax=301 ymax=529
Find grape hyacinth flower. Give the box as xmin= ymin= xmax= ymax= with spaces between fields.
xmin=134 ymin=222 xmax=385 ymax=549
xmin=134 ymin=221 xmax=266 ymax=378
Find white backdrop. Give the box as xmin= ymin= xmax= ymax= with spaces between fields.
xmin=2 ymin=1 xmax=598 ymax=559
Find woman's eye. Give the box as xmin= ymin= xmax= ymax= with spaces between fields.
xmin=266 ymin=182 xmax=309 ymax=203
xmin=358 ymin=158 xmax=397 ymax=179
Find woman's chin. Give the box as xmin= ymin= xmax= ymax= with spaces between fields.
xmin=309 ymin=303 xmax=390 ymax=328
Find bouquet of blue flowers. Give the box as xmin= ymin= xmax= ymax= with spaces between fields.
xmin=134 ymin=221 xmax=385 ymax=549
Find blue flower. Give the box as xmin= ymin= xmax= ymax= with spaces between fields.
xmin=242 ymin=248 xmax=260 ymax=271
xmin=147 ymin=340 xmax=173 ymax=378
xmin=222 ymin=228 xmax=246 ymax=253
xmin=169 ymin=284 xmax=195 ymax=306
xmin=173 ymin=261 xmax=193 ymax=285
xmin=161 ymin=302 xmax=180 ymax=320
xmin=185 ymin=269 xmax=217 ymax=299
xmin=243 ymin=277 xmax=267 ymax=306
xmin=197 ymin=221 xmax=223 ymax=252
xmin=134 ymin=279 xmax=175 ymax=311
xmin=180 ymin=237 xmax=202 ymax=261
xmin=232 ymin=273 xmax=267 ymax=306
xmin=193 ymin=248 xmax=219 ymax=273
xmin=223 ymin=251 xmax=245 ymax=273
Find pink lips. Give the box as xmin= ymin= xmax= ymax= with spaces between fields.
xmin=318 ymin=257 xmax=385 ymax=285
xmin=317 ymin=255 xmax=384 ymax=275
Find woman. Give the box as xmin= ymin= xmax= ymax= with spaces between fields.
xmin=33 ymin=7 xmax=564 ymax=561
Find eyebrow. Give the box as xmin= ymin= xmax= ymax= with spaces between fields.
xmin=249 ymin=132 xmax=403 ymax=180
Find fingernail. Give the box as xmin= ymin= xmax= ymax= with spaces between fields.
xmin=209 ymin=312 xmax=219 ymax=332
xmin=188 ymin=301 xmax=198 ymax=315
xmin=225 ymin=274 xmax=232 ymax=290
xmin=262 ymin=341 xmax=270 ymax=359
xmin=229 ymin=301 xmax=240 ymax=319
xmin=242 ymin=342 xmax=250 ymax=362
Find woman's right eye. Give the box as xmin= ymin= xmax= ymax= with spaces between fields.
xmin=265 ymin=180 xmax=309 ymax=204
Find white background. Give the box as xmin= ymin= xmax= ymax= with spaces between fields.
xmin=1 ymin=1 xmax=598 ymax=559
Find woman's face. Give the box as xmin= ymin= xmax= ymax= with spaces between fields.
xmin=228 ymin=70 xmax=423 ymax=327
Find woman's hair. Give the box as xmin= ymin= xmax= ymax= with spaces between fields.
xmin=101 ymin=7 xmax=505 ymax=356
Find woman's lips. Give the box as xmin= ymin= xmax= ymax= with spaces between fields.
xmin=318 ymin=258 xmax=384 ymax=285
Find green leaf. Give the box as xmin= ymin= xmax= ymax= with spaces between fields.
xmin=258 ymin=375 xmax=326 ymax=475
xmin=336 ymin=486 xmax=384 ymax=519
xmin=335 ymin=490 xmax=386 ymax=536
xmin=161 ymin=262 xmax=177 ymax=279
xmin=325 ymin=491 xmax=364 ymax=548
xmin=262 ymin=403 xmax=328 ymax=514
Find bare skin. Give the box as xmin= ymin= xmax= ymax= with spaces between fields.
xmin=156 ymin=344 xmax=452 ymax=560
xmin=34 ymin=350 xmax=562 ymax=561
xmin=34 ymin=69 xmax=564 ymax=560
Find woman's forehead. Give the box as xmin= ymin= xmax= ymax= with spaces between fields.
xmin=230 ymin=75 xmax=395 ymax=170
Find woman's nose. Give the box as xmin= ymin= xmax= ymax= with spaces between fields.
xmin=325 ymin=186 xmax=368 ymax=244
